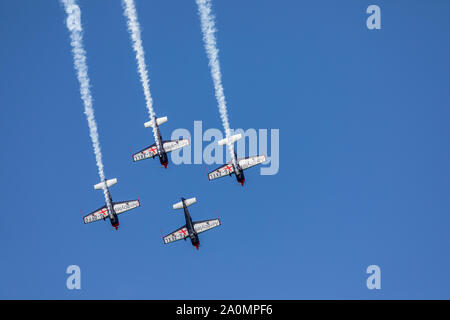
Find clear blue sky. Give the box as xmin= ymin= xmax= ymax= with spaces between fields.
xmin=1 ymin=0 xmax=450 ymax=299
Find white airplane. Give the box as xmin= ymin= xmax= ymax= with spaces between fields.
xmin=163 ymin=197 xmax=221 ymax=250
xmin=132 ymin=116 xmax=189 ymax=168
xmin=208 ymin=134 xmax=267 ymax=186
xmin=82 ymin=178 xmax=140 ymax=230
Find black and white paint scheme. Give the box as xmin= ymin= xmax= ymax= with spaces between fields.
xmin=163 ymin=197 xmax=220 ymax=250
xmin=132 ymin=116 xmax=190 ymax=168
xmin=208 ymin=133 xmax=267 ymax=186
xmin=82 ymin=178 xmax=140 ymax=230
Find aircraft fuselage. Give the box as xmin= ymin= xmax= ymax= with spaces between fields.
xmin=105 ymin=188 xmax=119 ymax=230
xmin=155 ymin=126 xmax=169 ymax=168
xmin=182 ymin=198 xmax=200 ymax=249
xmin=233 ymin=162 xmax=246 ymax=186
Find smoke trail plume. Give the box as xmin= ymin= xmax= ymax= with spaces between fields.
xmin=61 ymin=0 xmax=112 ymax=212
xmin=121 ymin=0 xmax=161 ymax=152
xmin=195 ymin=0 xmax=236 ymax=166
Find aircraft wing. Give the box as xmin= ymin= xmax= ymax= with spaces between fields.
xmin=208 ymin=163 xmax=234 ymax=181
xmin=238 ymin=155 xmax=267 ymax=171
xmin=83 ymin=205 xmax=109 ymax=224
xmin=193 ymin=218 xmax=221 ymax=234
xmin=113 ymin=200 xmax=140 ymax=215
xmin=163 ymin=225 xmax=189 ymax=244
xmin=162 ymin=139 xmax=190 ymax=153
xmin=132 ymin=143 xmax=158 ymax=162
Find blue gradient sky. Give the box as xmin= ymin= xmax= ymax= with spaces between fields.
xmin=1 ymin=0 xmax=450 ymax=299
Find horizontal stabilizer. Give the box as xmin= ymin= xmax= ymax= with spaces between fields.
xmin=94 ymin=178 xmax=117 ymax=190
xmin=144 ymin=116 xmax=168 ymax=128
xmin=218 ymin=133 xmax=242 ymax=146
xmin=173 ymin=197 xmax=197 ymax=210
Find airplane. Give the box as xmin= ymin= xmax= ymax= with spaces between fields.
xmin=162 ymin=197 xmax=221 ymax=250
xmin=132 ymin=116 xmax=189 ymax=168
xmin=207 ymin=133 xmax=268 ymax=186
xmin=82 ymin=178 xmax=140 ymax=230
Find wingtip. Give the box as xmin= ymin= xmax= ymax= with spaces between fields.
xmin=204 ymin=165 xmax=210 ymax=180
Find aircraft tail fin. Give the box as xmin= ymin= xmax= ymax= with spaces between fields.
xmin=94 ymin=178 xmax=117 ymax=190
xmin=144 ymin=116 xmax=168 ymax=128
xmin=173 ymin=197 xmax=197 ymax=210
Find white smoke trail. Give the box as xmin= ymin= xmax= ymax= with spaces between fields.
xmin=195 ymin=0 xmax=236 ymax=166
xmin=121 ymin=0 xmax=161 ymax=152
xmin=61 ymin=0 xmax=112 ymax=212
